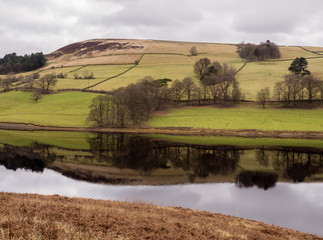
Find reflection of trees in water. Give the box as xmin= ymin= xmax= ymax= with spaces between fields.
xmin=87 ymin=134 xmax=240 ymax=179
xmin=2 ymin=134 xmax=323 ymax=186
xmin=236 ymin=171 xmax=278 ymax=190
xmin=256 ymin=147 xmax=323 ymax=182
xmin=0 ymin=144 xmax=56 ymax=172
xmin=191 ymin=148 xmax=240 ymax=178
xmin=272 ymin=149 xmax=323 ymax=182
xmin=256 ymin=147 xmax=270 ymax=167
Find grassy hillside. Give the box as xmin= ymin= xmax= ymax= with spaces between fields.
xmin=1 ymin=39 xmax=323 ymax=130
xmin=3 ymin=39 xmax=323 ymax=100
xmin=149 ymin=105 xmax=323 ymax=132
xmin=0 ymin=91 xmax=99 ymax=127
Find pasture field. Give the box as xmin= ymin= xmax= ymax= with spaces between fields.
xmin=91 ymin=63 xmax=196 ymax=91
xmin=279 ymin=46 xmax=318 ymax=58
xmin=236 ymin=61 xmax=291 ymax=100
xmin=0 ymin=91 xmax=99 ymax=127
xmin=148 ymin=106 xmax=323 ymax=132
xmin=54 ymin=64 xmax=134 ymax=90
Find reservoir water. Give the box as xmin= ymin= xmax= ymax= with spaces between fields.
xmin=0 ymin=131 xmax=322 ymax=236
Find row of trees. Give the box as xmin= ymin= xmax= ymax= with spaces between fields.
xmin=0 ymin=72 xmax=57 ymax=94
xmin=193 ymin=58 xmax=242 ymax=102
xmin=87 ymin=77 xmax=170 ymax=127
xmin=0 ymin=52 xmax=46 ymax=74
xmin=257 ymin=57 xmax=323 ymax=107
xmin=274 ymin=74 xmax=323 ymax=103
xmin=237 ymin=40 xmax=281 ymax=61
xmin=88 ymin=59 xmax=242 ymax=127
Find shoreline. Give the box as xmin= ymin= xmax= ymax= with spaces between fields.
xmin=1 ymin=122 xmax=323 ymax=139
xmin=0 ymin=192 xmax=322 ymax=240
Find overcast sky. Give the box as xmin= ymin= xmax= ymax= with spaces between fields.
xmin=1 ymin=0 xmax=323 ymax=56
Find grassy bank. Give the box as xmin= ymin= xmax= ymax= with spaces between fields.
xmin=0 ymin=91 xmax=99 ymax=127
xmin=0 ymin=192 xmax=321 ymax=240
xmin=149 ymin=106 xmax=323 ymax=132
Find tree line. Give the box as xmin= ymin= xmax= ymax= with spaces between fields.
xmin=0 ymin=52 xmax=46 ymax=74
xmin=88 ymin=59 xmax=242 ymax=127
xmin=237 ymin=40 xmax=281 ymax=61
xmin=257 ymin=57 xmax=323 ymax=107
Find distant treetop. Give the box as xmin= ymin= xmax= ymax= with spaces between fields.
xmin=237 ymin=40 xmax=281 ymax=61
xmin=288 ymin=57 xmax=311 ymax=76
xmin=0 ymin=52 xmax=46 ymax=74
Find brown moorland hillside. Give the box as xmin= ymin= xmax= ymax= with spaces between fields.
xmin=0 ymin=192 xmax=322 ymax=240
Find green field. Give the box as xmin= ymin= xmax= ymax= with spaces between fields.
xmin=0 ymin=91 xmax=99 ymax=127
xmin=149 ymin=106 xmax=323 ymax=131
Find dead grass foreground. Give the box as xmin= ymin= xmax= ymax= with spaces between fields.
xmin=0 ymin=192 xmax=322 ymax=240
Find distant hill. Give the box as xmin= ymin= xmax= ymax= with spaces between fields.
xmin=4 ymin=39 xmax=323 ymax=100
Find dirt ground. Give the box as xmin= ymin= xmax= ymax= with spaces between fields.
xmin=0 ymin=192 xmax=321 ymax=240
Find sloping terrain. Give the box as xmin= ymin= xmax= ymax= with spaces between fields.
xmin=2 ymin=39 xmax=323 ymax=99
xmin=0 ymin=192 xmax=322 ymax=240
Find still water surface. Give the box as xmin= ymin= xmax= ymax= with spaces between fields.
xmin=0 ymin=133 xmax=323 ymax=236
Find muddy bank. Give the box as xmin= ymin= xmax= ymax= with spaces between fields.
xmin=0 ymin=192 xmax=321 ymax=240
xmin=1 ymin=122 xmax=323 ymax=139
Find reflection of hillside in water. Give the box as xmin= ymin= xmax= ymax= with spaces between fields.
xmin=0 ymin=134 xmax=323 ymax=188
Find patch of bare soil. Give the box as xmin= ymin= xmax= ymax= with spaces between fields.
xmin=0 ymin=192 xmax=321 ymax=240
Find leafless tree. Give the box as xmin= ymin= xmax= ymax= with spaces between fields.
xmin=0 ymin=77 xmax=12 ymax=91
xmin=189 ymin=46 xmax=198 ymax=56
xmin=301 ymin=75 xmax=320 ymax=102
xmin=171 ymin=79 xmax=185 ymax=103
xmin=257 ymin=87 xmax=270 ymax=108
xmin=30 ymin=91 xmax=43 ymax=103
xmin=238 ymin=40 xmax=280 ymax=61
xmin=36 ymin=73 xmax=57 ymax=93
xmin=182 ymin=77 xmax=196 ymax=104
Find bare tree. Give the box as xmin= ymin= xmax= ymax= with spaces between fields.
xmin=182 ymin=77 xmax=196 ymax=104
xmin=36 ymin=73 xmax=57 ymax=93
xmin=318 ymin=81 xmax=323 ymax=100
xmin=193 ymin=58 xmax=211 ymax=80
xmin=23 ymin=75 xmax=35 ymax=91
xmin=274 ymin=82 xmax=284 ymax=103
xmin=301 ymin=75 xmax=320 ymax=102
xmin=0 ymin=78 xmax=12 ymax=91
xmin=193 ymin=58 xmax=211 ymax=100
xmin=171 ymin=79 xmax=185 ymax=104
xmin=189 ymin=46 xmax=198 ymax=56
xmin=30 ymin=91 xmax=43 ymax=103
xmin=257 ymin=87 xmax=270 ymax=108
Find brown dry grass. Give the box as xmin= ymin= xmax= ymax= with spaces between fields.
xmin=0 ymin=192 xmax=322 ymax=240
xmin=62 ymin=55 xmax=141 ymax=67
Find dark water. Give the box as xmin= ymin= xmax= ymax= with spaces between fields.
xmin=0 ymin=133 xmax=323 ymax=236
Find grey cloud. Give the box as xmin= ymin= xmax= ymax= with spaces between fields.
xmin=231 ymin=0 xmax=323 ymax=34
xmin=107 ymin=0 xmax=203 ymax=27
xmin=1 ymin=0 xmax=323 ymax=56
